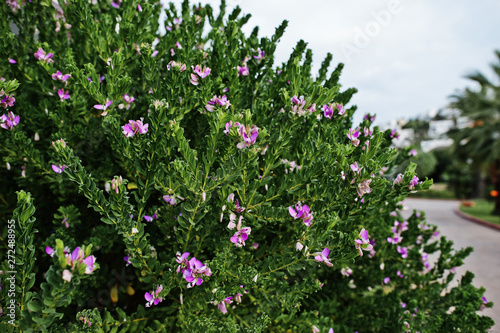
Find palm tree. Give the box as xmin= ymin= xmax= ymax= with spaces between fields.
xmin=448 ymin=50 xmax=500 ymax=215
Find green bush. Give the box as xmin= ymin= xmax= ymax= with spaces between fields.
xmin=0 ymin=1 xmax=493 ymax=332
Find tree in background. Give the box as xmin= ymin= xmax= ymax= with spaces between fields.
xmin=448 ymin=50 xmax=500 ymax=214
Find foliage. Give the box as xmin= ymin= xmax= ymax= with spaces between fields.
xmin=0 ymin=0 xmax=494 ymax=332
xmin=449 ymin=50 xmax=500 ymax=213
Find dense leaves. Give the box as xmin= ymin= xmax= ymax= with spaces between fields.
xmin=0 ymin=0 xmax=493 ymax=332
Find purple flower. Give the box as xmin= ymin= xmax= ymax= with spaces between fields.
xmin=183 ymin=257 xmax=212 ymax=288
xmin=341 ymin=267 xmax=352 ymax=276
xmin=237 ymin=65 xmax=249 ymax=76
xmin=336 ymin=103 xmax=345 ymax=115
xmin=393 ymin=173 xmax=404 ymax=186
xmin=8 ymin=58 xmax=16 ymax=64
xmin=409 ymin=149 xmax=417 ymax=156
xmin=347 ymin=128 xmax=360 ymax=147
xmin=111 ymin=0 xmax=121 ymax=8
xmin=167 ymin=60 xmax=186 ymax=72
xmin=51 ymin=164 xmax=67 ymax=174
xmin=190 ymin=65 xmax=211 ymax=85
xmin=0 ymin=112 xmax=20 ymax=130
xmin=314 ymin=248 xmax=333 ymax=267
xmin=46 ymin=246 xmax=55 ymax=257
xmin=176 ymin=252 xmax=190 ymax=273
xmin=215 ymin=296 xmax=233 ymax=314
xmin=364 ymin=113 xmax=376 ymax=122
xmin=229 ymin=216 xmax=251 ymax=247
xmin=234 ymin=199 xmax=245 ymax=213
xmin=119 ymin=94 xmax=135 ymax=110
xmin=354 ymin=228 xmax=373 ymax=256
xmin=289 ymin=201 xmax=313 ymax=226
xmin=206 ymin=95 xmax=231 ymax=111
xmin=291 ymin=95 xmax=307 ymax=115
xmin=1 ymin=94 xmax=16 ymax=108
xmin=144 ymin=285 xmax=163 ymax=307
xmin=236 ymin=124 xmax=259 ymax=149
xmin=397 ymin=246 xmax=408 ymax=259
xmin=253 ymin=49 xmax=265 ymax=62
xmin=409 ymin=176 xmax=419 ymax=190
xmin=123 ymin=255 xmax=131 ymax=266
xmin=52 ymin=70 xmax=71 ymax=82
xmin=323 ymin=104 xmax=333 ymax=119
xmin=350 ymin=162 xmax=361 ymax=175
xmin=163 ymin=195 xmax=177 ymax=205
xmin=390 ymin=129 xmax=399 ymax=139
xmin=137 ymin=4 xmax=142 ymax=12
xmin=34 ymin=47 xmax=54 ymax=63
xmin=94 ymin=99 xmax=113 ymax=116
xmin=357 ymin=179 xmax=372 ymax=197
xmin=384 ymin=277 xmax=390 ymax=284
xmin=193 ymin=64 xmax=211 ymax=78
xmin=144 ymin=213 xmax=157 ymax=222
xmin=224 ymin=121 xmax=233 ymax=135
xmin=58 ymin=88 xmax=70 ymax=100
xmin=83 ymin=255 xmax=96 ymax=274
xmin=122 ymin=118 xmax=149 ymax=137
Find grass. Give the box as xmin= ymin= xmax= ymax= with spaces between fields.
xmin=459 ymin=199 xmax=500 ymax=225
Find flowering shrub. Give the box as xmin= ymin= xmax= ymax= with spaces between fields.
xmin=0 ymin=1 xmax=494 ymax=332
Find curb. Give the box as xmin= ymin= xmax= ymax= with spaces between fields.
xmin=453 ymin=207 xmax=500 ymax=232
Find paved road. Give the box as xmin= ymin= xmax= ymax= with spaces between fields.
xmin=405 ymin=198 xmax=499 ymax=332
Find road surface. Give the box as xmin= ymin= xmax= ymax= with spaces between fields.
xmin=405 ymin=198 xmax=500 ymax=332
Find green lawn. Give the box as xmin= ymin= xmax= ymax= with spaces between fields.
xmin=459 ymin=199 xmax=500 ymax=225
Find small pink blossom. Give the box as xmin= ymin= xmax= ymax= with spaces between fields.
xmin=323 ymin=104 xmax=333 ymax=119
xmin=393 ymin=173 xmax=404 ymax=186
xmin=341 ymin=267 xmax=352 ymax=276
xmin=347 ymin=128 xmax=360 ymax=147
xmin=1 ymin=94 xmax=15 ymax=108
xmin=230 ymin=216 xmax=251 ymax=247
xmin=206 ymin=95 xmax=230 ymax=111
xmin=51 ymin=164 xmax=67 ymax=174
xmin=215 ymin=296 xmax=233 ymax=314
xmin=94 ymin=99 xmax=113 ymax=116
xmin=314 ymin=248 xmax=333 ymax=267
xmin=183 ymin=257 xmax=212 ymax=288
xmin=289 ymin=201 xmax=313 ymax=226
xmin=163 ymin=195 xmax=177 ymax=205
xmin=52 ymin=70 xmax=71 ymax=82
xmin=34 ymin=47 xmax=54 ymax=63
xmin=193 ymin=64 xmax=211 ymax=78
xmin=357 ymin=179 xmax=372 ymax=197
xmin=58 ymin=88 xmax=70 ymax=100
xmin=237 ymin=65 xmax=249 ymax=76
xmin=409 ymin=175 xmax=419 ymax=190
xmin=145 ymin=285 xmax=163 ymax=307
xmin=62 ymin=269 xmax=72 ymax=282
xmin=0 ymin=112 xmax=20 ymax=130
xmin=236 ymin=124 xmax=259 ymax=149
xmin=397 ymin=246 xmax=408 ymax=259
xmin=355 ymin=228 xmax=373 ymax=256
xmin=122 ymin=118 xmax=149 ymax=137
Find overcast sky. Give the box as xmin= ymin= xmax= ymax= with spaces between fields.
xmin=168 ymin=0 xmax=500 ymax=126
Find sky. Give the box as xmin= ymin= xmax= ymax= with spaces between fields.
xmin=166 ymin=0 xmax=500 ymax=126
